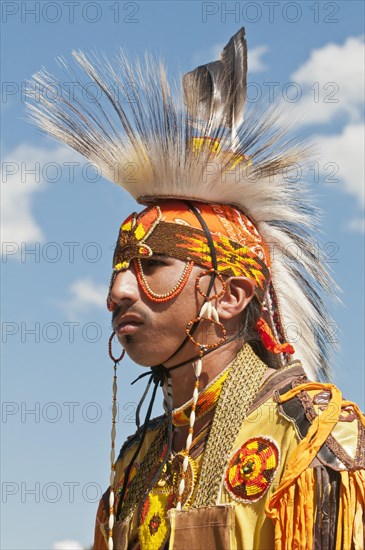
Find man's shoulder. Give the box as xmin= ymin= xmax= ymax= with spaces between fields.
xmin=276 ymin=379 xmax=365 ymax=471
xmin=266 ymin=378 xmax=365 ymax=549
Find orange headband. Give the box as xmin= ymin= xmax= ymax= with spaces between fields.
xmin=108 ymin=200 xmax=271 ymax=310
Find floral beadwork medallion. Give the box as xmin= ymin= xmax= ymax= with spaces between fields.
xmin=139 ymin=487 xmax=172 ymax=550
xmin=225 ymin=436 xmax=280 ymax=503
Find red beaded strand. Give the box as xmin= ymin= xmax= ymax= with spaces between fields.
xmin=134 ymin=259 xmax=195 ymax=303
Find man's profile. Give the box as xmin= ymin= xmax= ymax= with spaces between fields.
xmin=27 ymin=28 xmax=365 ymax=550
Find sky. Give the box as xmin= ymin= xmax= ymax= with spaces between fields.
xmin=1 ymin=1 xmax=364 ymax=549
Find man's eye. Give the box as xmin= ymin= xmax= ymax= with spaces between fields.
xmin=145 ymin=259 xmax=166 ymax=268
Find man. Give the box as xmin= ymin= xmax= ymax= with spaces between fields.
xmin=28 ymin=28 xmax=364 ymax=550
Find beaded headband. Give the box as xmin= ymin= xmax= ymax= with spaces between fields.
xmin=107 ymin=199 xmax=271 ymax=311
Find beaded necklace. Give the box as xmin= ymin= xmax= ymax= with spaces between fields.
xmin=137 ymin=417 xmax=214 ymax=550
xmin=137 ymin=369 xmax=229 ymax=550
xmin=172 ymin=366 xmax=230 ymax=427
xmin=117 ymin=345 xmax=259 ymax=524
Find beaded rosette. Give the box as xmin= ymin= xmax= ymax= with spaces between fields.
xmin=224 ymin=436 xmax=280 ymax=503
xmin=138 ymin=449 xmax=197 ymax=549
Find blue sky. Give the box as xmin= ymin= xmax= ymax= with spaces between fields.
xmin=1 ymin=2 xmax=364 ymax=549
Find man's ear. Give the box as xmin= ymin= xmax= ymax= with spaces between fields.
xmin=217 ymin=277 xmax=255 ymax=320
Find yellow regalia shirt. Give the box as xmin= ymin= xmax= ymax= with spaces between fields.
xmin=94 ymin=353 xmax=365 ymax=550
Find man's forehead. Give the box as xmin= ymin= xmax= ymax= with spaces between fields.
xmin=147 ymin=253 xmax=174 ymax=261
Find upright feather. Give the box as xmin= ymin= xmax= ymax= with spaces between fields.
xmin=183 ymin=27 xmax=247 ymax=143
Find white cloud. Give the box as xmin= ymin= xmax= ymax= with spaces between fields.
xmin=347 ymin=218 xmax=365 ymax=233
xmin=315 ymin=124 xmax=364 ymax=208
xmin=290 ymin=36 xmax=364 ymax=126
xmin=315 ymin=123 xmax=365 ymax=232
xmin=53 ymin=541 xmax=85 ymax=550
xmin=285 ymin=37 xmax=364 ymax=230
xmin=1 ymin=143 xmax=78 ymax=255
xmin=192 ymin=43 xmax=222 ymax=66
xmin=248 ymin=45 xmax=268 ymax=73
xmin=57 ymin=278 xmax=108 ymax=320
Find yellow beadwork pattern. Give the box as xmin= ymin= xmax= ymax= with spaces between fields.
xmin=172 ymin=367 xmax=229 ymax=426
xmin=138 ymin=451 xmax=197 ymax=550
xmin=177 ymin=232 xmax=268 ymax=291
xmin=139 ymin=487 xmax=171 ymax=550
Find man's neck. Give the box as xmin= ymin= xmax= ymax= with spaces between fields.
xmin=162 ymin=340 xmax=243 ymax=409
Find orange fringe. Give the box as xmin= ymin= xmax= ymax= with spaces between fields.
xmin=266 ymin=383 xmax=365 ymax=549
xmin=335 ymin=470 xmax=365 ymax=550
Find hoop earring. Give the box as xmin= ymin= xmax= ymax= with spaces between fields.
xmin=107 ymin=331 xmax=125 ymax=550
xmin=108 ymin=331 xmax=125 ymax=363
xmin=185 ymin=316 xmax=227 ymax=351
xmin=195 ymin=268 xmax=226 ymax=301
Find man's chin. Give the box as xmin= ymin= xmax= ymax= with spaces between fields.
xmin=120 ymin=333 xmax=192 ymax=367
xmin=122 ymin=339 xmax=167 ymax=367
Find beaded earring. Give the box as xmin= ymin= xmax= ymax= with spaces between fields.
xmin=108 ymin=332 xmax=125 ymax=550
xmin=195 ymin=268 xmax=227 ymax=301
xmin=191 ymin=268 xmax=227 ymax=349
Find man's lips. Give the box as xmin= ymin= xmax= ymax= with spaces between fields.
xmin=114 ymin=314 xmax=143 ymax=336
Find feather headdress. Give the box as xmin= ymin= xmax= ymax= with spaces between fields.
xmin=27 ymin=28 xmax=336 ymax=380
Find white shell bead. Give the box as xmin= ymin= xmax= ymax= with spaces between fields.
xmin=108 ymin=537 xmax=113 ymax=550
xmin=183 ymin=455 xmax=189 ymax=472
xmin=211 ymin=306 xmax=219 ymax=322
xmin=109 ymin=491 xmax=115 ymax=507
xmin=195 ymin=359 xmax=202 ymax=377
xmin=189 ymin=410 xmax=196 ymax=428
xmin=178 ymin=479 xmax=185 ymax=495
xmin=192 ymin=388 xmax=199 ymax=405
xmin=110 ymin=448 xmax=115 ymax=463
xmin=110 ymin=471 xmax=115 ymax=485
xmin=207 ymin=302 xmax=212 ymax=318
xmin=186 ymin=433 xmax=192 ymax=450
xmin=199 ymin=302 xmax=208 ymax=317
xmin=109 ymin=514 xmax=114 ymax=529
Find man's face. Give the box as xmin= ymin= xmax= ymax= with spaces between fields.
xmin=110 ymin=255 xmax=209 ymax=367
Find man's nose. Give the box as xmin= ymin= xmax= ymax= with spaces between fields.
xmin=110 ymin=266 xmax=140 ymax=306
